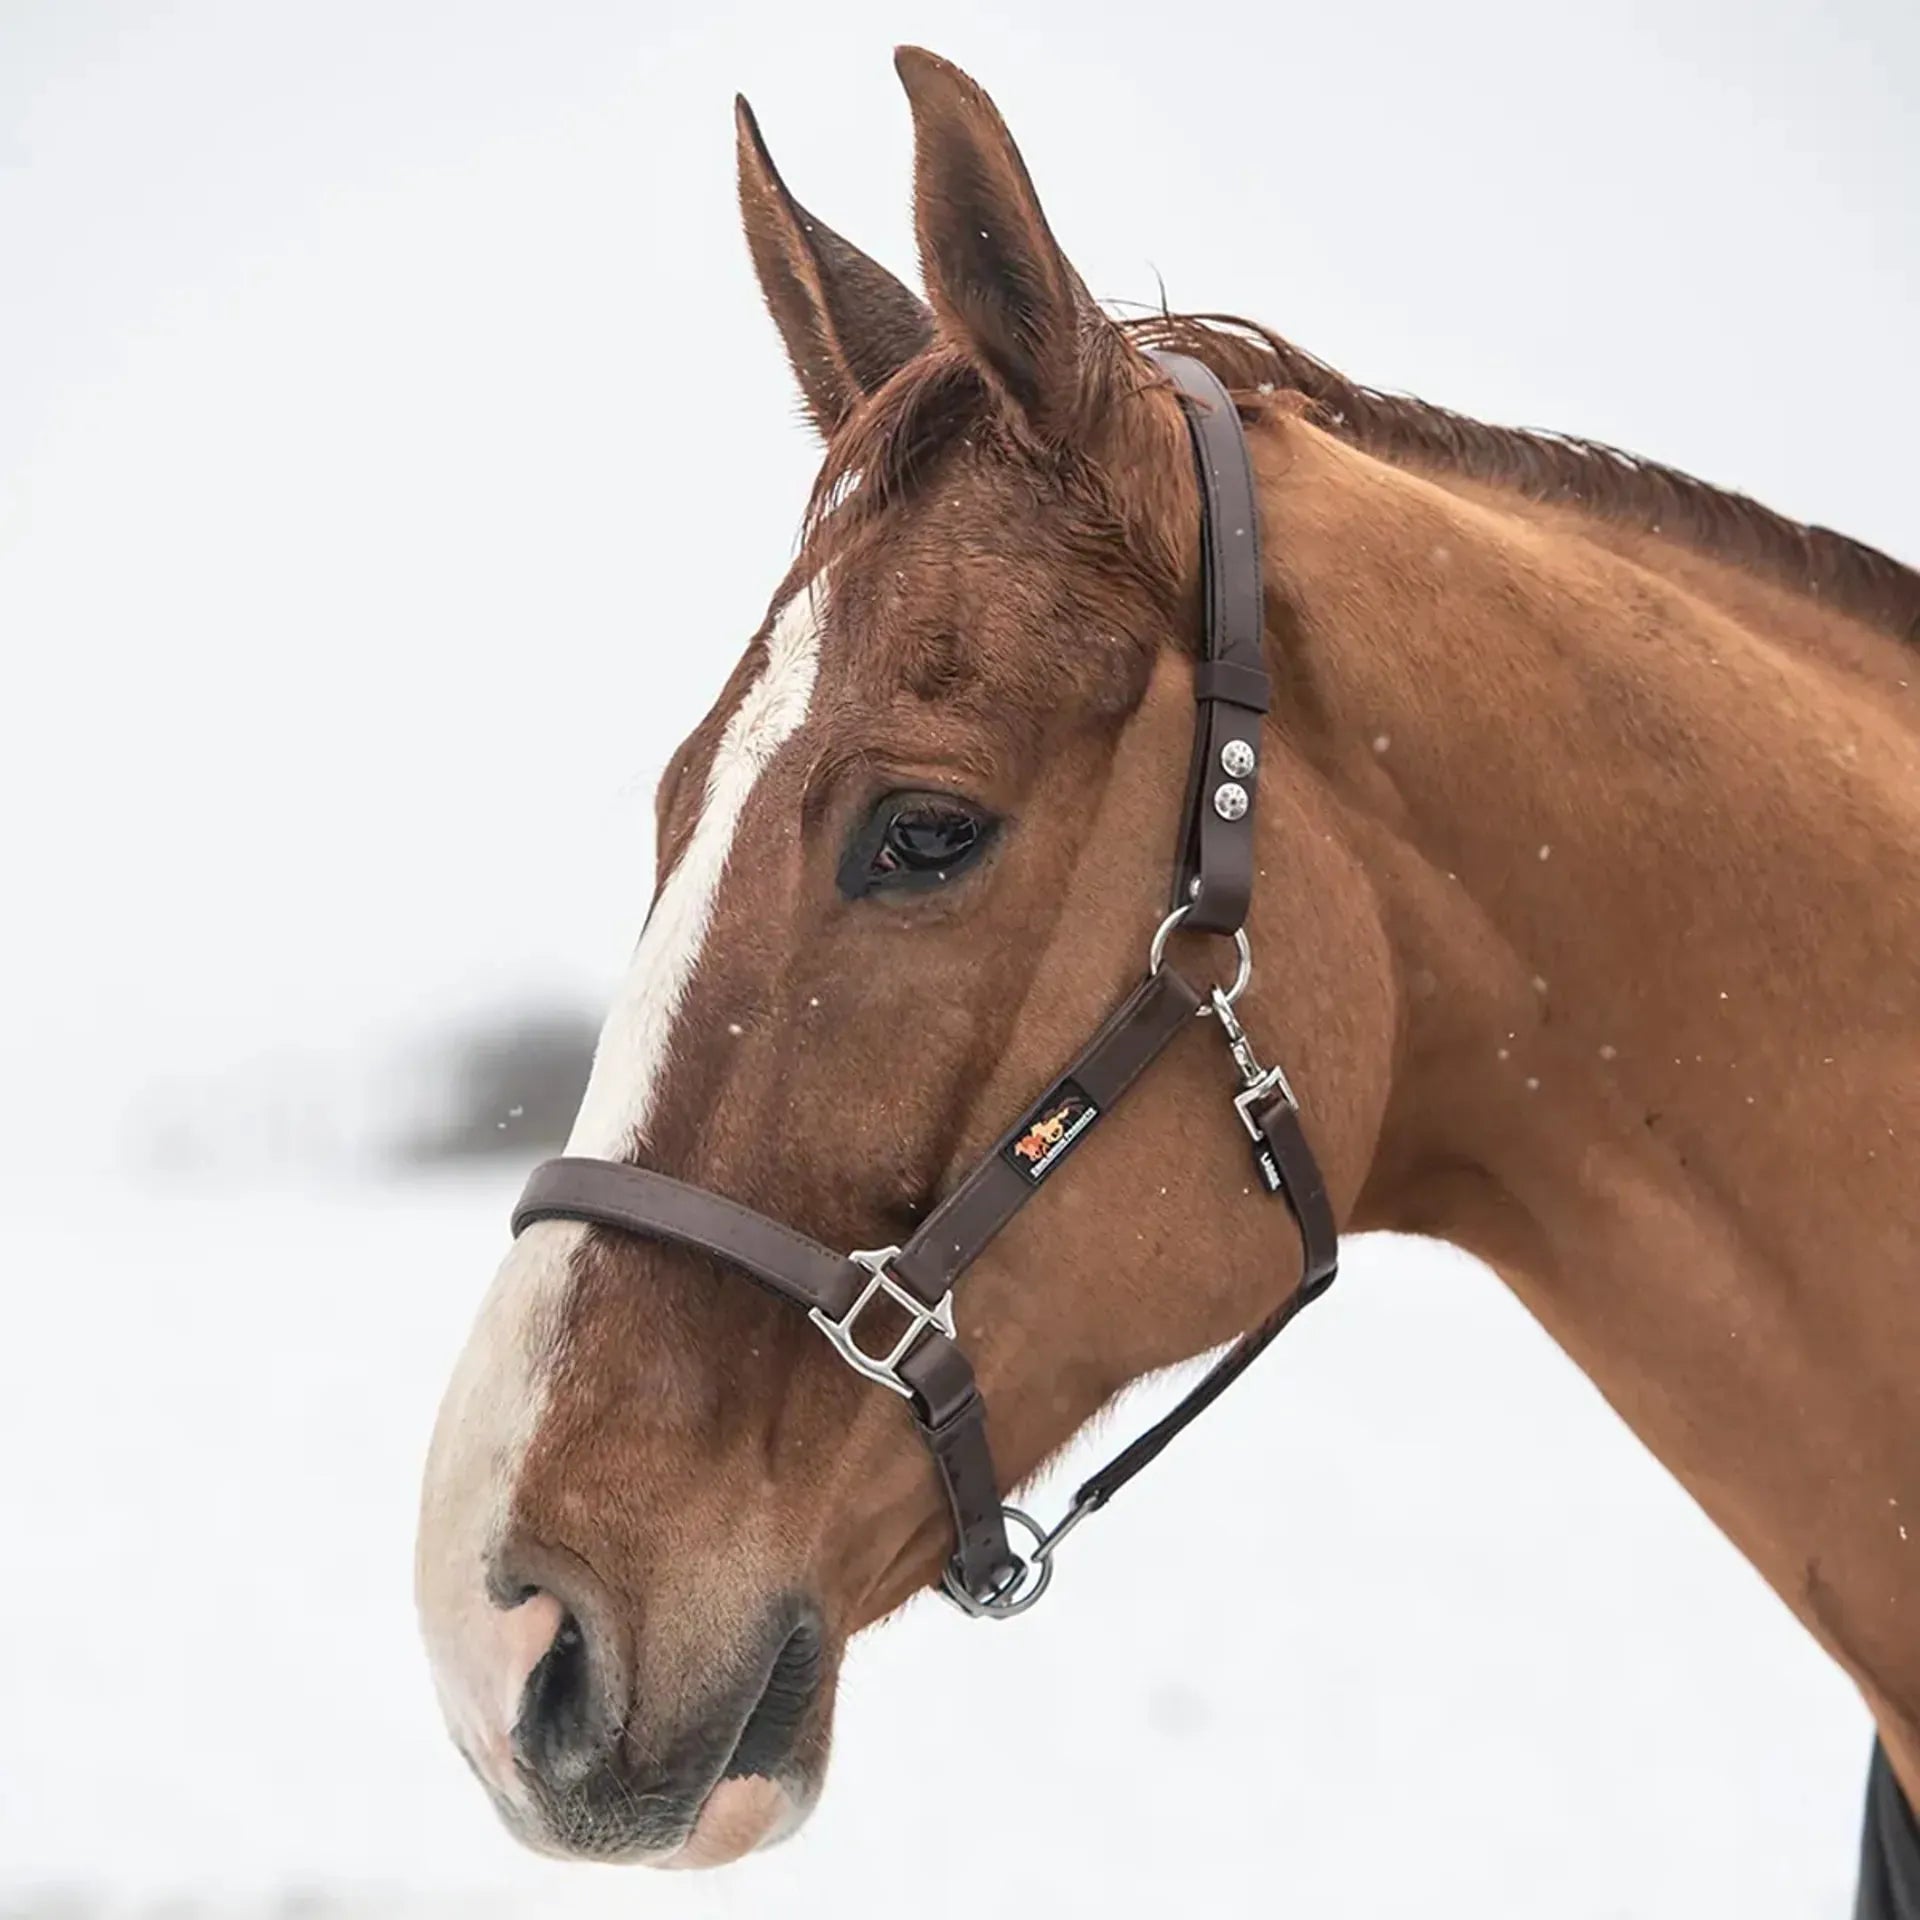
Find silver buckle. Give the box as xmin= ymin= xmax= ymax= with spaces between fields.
xmin=1213 ymin=983 xmax=1296 ymax=1128
xmin=1233 ymin=1067 xmax=1295 ymax=1143
xmin=808 ymin=1246 xmax=956 ymax=1399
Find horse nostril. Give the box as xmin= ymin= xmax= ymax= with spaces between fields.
xmin=512 ymin=1608 xmax=603 ymax=1786
xmin=726 ymin=1614 xmax=823 ymax=1781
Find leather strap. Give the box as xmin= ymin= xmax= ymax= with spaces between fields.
xmin=910 ymin=1366 xmax=1010 ymax=1601
xmin=1252 ymin=1092 xmax=1339 ymax=1299
xmin=1192 ymin=659 xmax=1271 ymax=711
xmin=514 ymin=1158 xmax=864 ymax=1316
xmin=1147 ymin=350 xmax=1270 ymax=937
xmin=515 ymin=1154 xmax=1022 ymax=1599
xmin=890 ymin=967 xmax=1203 ymax=1302
xmin=1070 ymin=1283 xmax=1316 ymax=1514
xmin=1066 ymin=1091 xmax=1340 ymax=1518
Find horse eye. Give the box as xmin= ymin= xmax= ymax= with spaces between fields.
xmin=884 ymin=806 xmax=978 ymax=871
xmin=840 ymin=793 xmax=997 ymax=898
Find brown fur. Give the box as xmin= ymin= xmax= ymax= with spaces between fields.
xmin=436 ymin=47 xmax=1920 ymax=1863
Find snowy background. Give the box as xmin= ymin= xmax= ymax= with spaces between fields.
xmin=3 ymin=2 xmax=1916 ymax=1914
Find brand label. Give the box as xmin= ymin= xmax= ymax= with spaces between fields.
xmin=1004 ymin=1080 xmax=1100 ymax=1183
xmin=1252 ymin=1142 xmax=1284 ymax=1194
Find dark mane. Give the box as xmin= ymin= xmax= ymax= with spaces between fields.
xmin=812 ymin=312 xmax=1920 ymax=646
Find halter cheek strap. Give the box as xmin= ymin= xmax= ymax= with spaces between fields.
xmin=1167 ymin=344 xmax=1269 ymax=934
xmin=509 ymin=350 xmax=1339 ymax=1617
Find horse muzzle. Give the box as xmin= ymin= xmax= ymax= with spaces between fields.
xmin=435 ymin=1548 xmax=830 ymax=1865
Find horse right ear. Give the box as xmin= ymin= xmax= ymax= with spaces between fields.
xmin=736 ymin=96 xmax=933 ymax=437
xmin=894 ymin=48 xmax=1120 ymax=447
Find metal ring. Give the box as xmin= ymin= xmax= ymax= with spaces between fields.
xmin=1146 ymin=905 xmax=1253 ymax=1013
xmin=939 ymin=1508 xmax=1055 ymax=1620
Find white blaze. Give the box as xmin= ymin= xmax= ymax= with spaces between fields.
xmin=416 ymin=579 xmax=825 ymax=1797
xmin=568 ymin=580 xmax=825 ymax=1156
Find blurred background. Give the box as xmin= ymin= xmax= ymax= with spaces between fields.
xmin=2 ymin=1 xmax=1914 ymax=1914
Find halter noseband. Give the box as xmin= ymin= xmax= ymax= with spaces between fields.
xmin=510 ymin=352 xmax=1337 ymax=1618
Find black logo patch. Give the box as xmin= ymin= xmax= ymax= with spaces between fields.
xmin=1004 ymin=1080 xmax=1100 ymax=1183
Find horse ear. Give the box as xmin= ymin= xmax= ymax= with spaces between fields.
xmin=735 ymin=95 xmax=933 ymax=437
xmin=894 ymin=47 xmax=1114 ymax=443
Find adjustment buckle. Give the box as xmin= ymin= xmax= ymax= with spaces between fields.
xmin=1232 ymin=1066 xmax=1296 ymax=1138
xmin=809 ymin=1247 xmax=956 ymax=1400
xmin=1211 ymin=985 xmax=1298 ymax=1197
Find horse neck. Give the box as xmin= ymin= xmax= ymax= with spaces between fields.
xmin=1249 ymin=412 xmax=1920 ymax=1791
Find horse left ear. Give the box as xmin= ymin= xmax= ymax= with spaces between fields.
xmin=894 ymin=47 xmax=1120 ymax=444
xmin=736 ymin=95 xmax=934 ymax=436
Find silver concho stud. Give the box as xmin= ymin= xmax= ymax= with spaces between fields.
xmin=1213 ymin=781 xmax=1250 ymax=822
xmin=1220 ymin=738 xmax=1256 ymax=779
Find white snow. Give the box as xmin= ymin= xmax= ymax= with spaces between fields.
xmin=0 ymin=1167 xmax=1871 ymax=1917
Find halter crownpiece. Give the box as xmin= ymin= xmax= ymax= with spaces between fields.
xmin=510 ymin=351 xmax=1338 ymax=1618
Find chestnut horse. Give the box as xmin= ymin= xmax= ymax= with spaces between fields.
xmin=415 ymin=47 xmax=1920 ymax=1893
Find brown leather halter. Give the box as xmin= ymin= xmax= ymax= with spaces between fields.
xmin=511 ymin=352 xmax=1339 ymax=1617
